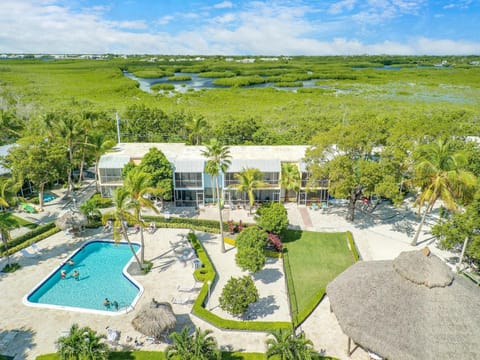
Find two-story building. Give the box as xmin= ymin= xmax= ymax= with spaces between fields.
xmin=98 ymin=143 xmax=329 ymax=207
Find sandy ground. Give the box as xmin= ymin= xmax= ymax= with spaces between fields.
xmin=0 ymin=185 xmax=455 ymax=360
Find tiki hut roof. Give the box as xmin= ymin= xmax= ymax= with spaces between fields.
xmin=131 ymin=299 xmax=176 ymax=340
xmin=55 ymin=210 xmax=87 ymax=230
xmin=326 ymin=249 xmax=480 ymax=360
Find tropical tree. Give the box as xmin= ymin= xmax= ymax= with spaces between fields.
xmin=231 ymin=167 xmax=265 ymax=214
xmin=186 ymin=115 xmax=207 ymax=145
xmin=306 ymin=118 xmax=404 ymax=222
xmin=110 ymin=187 xmax=143 ymax=270
xmin=0 ymin=213 xmax=20 ymax=267
xmin=202 ymin=141 xmax=231 ymax=253
xmin=255 ymin=202 xmax=289 ymax=235
xmin=280 ymin=162 xmax=300 ymax=203
xmin=165 ymin=326 xmax=220 ymax=360
xmin=123 ymin=167 xmax=158 ymax=264
xmin=5 ymin=136 xmax=66 ymax=209
xmin=56 ymin=323 xmax=109 ymax=360
xmin=219 ymin=275 xmax=259 ymax=316
xmin=266 ymin=329 xmax=316 ymax=360
xmin=87 ymin=131 xmax=116 ymax=192
xmin=45 ymin=111 xmax=85 ymax=195
xmin=411 ymin=139 xmax=477 ymax=246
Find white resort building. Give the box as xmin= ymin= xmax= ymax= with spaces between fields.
xmin=98 ymin=143 xmax=329 ymax=207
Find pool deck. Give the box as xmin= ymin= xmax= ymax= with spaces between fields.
xmin=0 ymin=185 xmax=456 ymax=360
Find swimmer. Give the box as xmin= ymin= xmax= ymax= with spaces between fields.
xmin=103 ymin=298 xmax=111 ymax=308
xmin=67 ymin=259 xmax=75 ymax=266
xmin=72 ymin=270 xmax=80 ymax=281
xmin=61 ymin=270 xmax=67 ymax=279
xmin=113 ymin=300 xmax=119 ymax=310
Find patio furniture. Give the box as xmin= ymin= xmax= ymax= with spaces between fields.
xmin=171 ymin=295 xmax=191 ymax=305
xmin=177 ymin=283 xmax=197 ymax=292
xmin=20 ymin=248 xmax=38 ymax=258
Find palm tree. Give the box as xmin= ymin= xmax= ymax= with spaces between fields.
xmin=89 ymin=131 xmax=116 ymax=192
xmin=266 ymin=329 xmax=316 ymax=360
xmin=186 ymin=115 xmax=207 ymax=145
xmin=123 ymin=167 xmax=158 ymax=264
xmin=111 ymin=187 xmax=143 ymax=270
xmin=0 ymin=178 xmax=21 ymax=266
xmin=411 ymin=139 xmax=477 ymax=246
xmin=165 ymin=326 xmax=220 ymax=360
xmin=202 ymin=141 xmax=231 ymax=253
xmin=280 ymin=162 xmax=301 ymax=203
xmin=56 ymin=323 xmax=109 ymax=360
xmin=232 ymin=167 xmax=265 ymax=214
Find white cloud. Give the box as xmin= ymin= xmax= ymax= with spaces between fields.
xmin=0 ymin=0 xmax=478 ymax=55
xmin=213 ymin=1 xmax=233 ymax=9
xmin=157 ymin=15 xmax=173 ymax=25
xmin=329 ymin=0 xmax=357 ymax=14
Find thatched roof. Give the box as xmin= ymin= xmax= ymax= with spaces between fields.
xmin=327 ymin=249 xmax=480 ymax=360
xmin=131 ymin=299 xmax=176 ymax=340
xmin=55 ymin=210 xmax=87 ymax=230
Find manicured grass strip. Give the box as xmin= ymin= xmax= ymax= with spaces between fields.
xmin=283 ymin=230 xmax=356 ymax=326
xmin=0 ymin=212 xmax=36 ymax=228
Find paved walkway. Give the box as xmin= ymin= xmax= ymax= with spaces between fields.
xmin=1 ymin=189 xmax=456 ymax=360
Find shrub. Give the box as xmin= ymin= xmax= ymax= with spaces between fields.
xmin=219 ymin=276 xmax=259 ymax=316
xmin=236 ymin=246 xmax=265 ymax=273
xmin=267 ymin=233 xmax=283 ymax=252
xmin=255 ymin=202 xmax=289 ymax=235
xmin=90 ymin=193 xmax=113 ymax=208
xmin=1 ymin=262 xmax=21 ymax=273
xmin=236 ymin=227 xmax=267 ymax=250
xmin=0 ymin=222 xmax=57 ymax=255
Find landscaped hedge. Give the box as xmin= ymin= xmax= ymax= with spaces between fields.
xmin=142 ymin=215 xmax=221 ymax=233
xmin=187 ymin=232 xmax=292 ymax=332
xmin=346 ymin=231 xmax=360 ymax=261
xmin=0 ymin=222 xmax=60 ymax=255
xmin=282 ymin=249 xmax=299 ymax=325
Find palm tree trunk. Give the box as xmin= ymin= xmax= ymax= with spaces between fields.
xmin=94 ymin=158 xmax=100 ymax=193
xmin=138 ymin=211 xmax=145 ymax=264
xmin=38 ymin=183 xmax=45 ymax=210
xmin=121 ymin=222 xmax=143 ymax=271
xmin=1 ymin=231 xmax=10 ymax=266
xmin=79 ymin=136 xmax=88 ymax=182
xmin=216 ymin=180 xmax=226 ymax=253
xmin=412 ymin=206 xmax=429 ymax=246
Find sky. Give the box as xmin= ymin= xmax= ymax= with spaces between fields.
xmin=0 ymin=0 xmax=479 ymax=55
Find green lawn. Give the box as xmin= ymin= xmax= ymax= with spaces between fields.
xmin=283 ymin=230 xmax=356 ymax=324
xmin=0 ymin=212 xmax=36 ymax=229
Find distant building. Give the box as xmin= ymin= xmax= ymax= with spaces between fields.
xmin=98 ymin=143 xmax=328 ymax=207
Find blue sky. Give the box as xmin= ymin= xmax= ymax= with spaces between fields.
xmin=1 ymin=0 xmax=479 ymax=55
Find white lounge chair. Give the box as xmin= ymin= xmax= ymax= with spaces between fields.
xmin=20 ymin=248 xmax=38 ymax=258
xmin=30 ymin=243 xmax=43 ymax=253
xmin=171 ymin=295 xmax=191 ymax=305
xmin=177 ymin=283 xmax=196 ymax=292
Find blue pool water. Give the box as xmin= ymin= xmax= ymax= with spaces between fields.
xmin=43 ymin=193 xmax=56 ymax=202
xmin=26 ymin=240 xmax=142 ymax=313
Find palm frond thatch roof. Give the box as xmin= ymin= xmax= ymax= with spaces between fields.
xmin=326 ymin=249 xmax=480 ymax=360
xmin=131 ymin=299 xmax=176 ymax=340
xmin=55 ymin=210 xmax=87 ymax=230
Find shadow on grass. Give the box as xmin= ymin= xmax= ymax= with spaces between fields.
xmin=281 ymin=229 xmax=303 ymax=244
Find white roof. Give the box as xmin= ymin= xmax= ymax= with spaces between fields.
xmin=98 ymin=154 xmax=131 ymax=169
xmin=174 ymin=159 xmax=204 ymax=173
xmin=228 ymin=159 xmax=280 ymax=173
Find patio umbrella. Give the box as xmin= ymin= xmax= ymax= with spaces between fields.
xmin=131 ymin=298 xmax=176 ymax=340
xmin=326 ymin=248 xmax=480 ymax=360
xmin=55 ymin=210 xmax=88 ymax=231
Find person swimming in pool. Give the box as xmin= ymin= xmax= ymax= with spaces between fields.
xmin=113 ymin=300 xmax=119 ymax=310
xmin=61 ymin=270 xmax=67 ymax=279
xmin=103 ymin=298 xmax=111 ymax=308
xmin=67 ymin=259 xmax=75 ymax=266
xmin=72 ymin=270 xmax=80 ymax=281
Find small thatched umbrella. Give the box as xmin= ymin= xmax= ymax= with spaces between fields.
xmin=131 ymin=299 xmax=176 ymax=340
xmin=327 ymin=248 xmax=480 ymax=360
xmin=55 ymin=210 xmax=88 ymax=231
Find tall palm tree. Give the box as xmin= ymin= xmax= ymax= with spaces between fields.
xmin=202 ymin=141 xmax=231 ymax=253
xmin=186 ymin=116 xmax=207 ymax=145
xmin=56 ymin=323 xmax=109 ymax=360
xmin=0 ymin=178 xmax=21 ymax=266
xmin=123 ymin=167 xmax=158 ymax=264
xmin=232 ymin=167 xmax=265 ymax=214
xmin=111 ymin=187 xmax=143 ymax=270
xmin=411 ymin=139 xmax=477 ymax=246
xmin=89 ymin=131 xmax=116 ymax=192
xmin=165 ymin=326 xmax=220 ymax=360
xmin=266 ymin=329 xmax=316 ymax=360
xmin=280 ymin=162 xmax=301 ymax=203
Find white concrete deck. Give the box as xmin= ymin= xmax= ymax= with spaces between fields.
xmin=0 ymin=186 xmax=455 ymax=360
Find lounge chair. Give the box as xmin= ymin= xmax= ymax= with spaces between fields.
xmin=177 ymin=283 xmax=196 ymax=292
xmin=171 ymin=295 xmax=191 ymax=305
xmin=20 ymin=248 xmax=38 ymax=258
xmin=30 ymin=243 xmax=43 ymax=253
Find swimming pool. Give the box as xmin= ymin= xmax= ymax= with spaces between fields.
xmin=43 ymin=193 xmax=56 ymax=202
xmin=24 ymin=240 xmax=143 ymax=315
